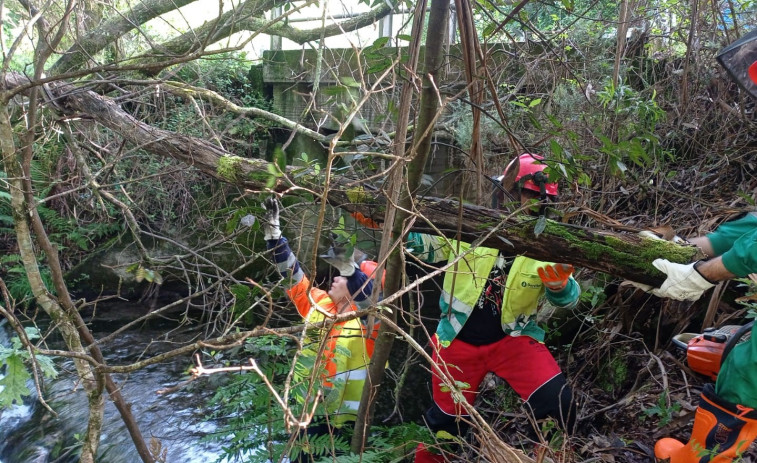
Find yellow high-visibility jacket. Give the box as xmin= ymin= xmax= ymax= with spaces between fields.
xmin=406 ymin=233 xmax=580 ymax=347
xmin=269 ymin=237 xmax=378 ymax=426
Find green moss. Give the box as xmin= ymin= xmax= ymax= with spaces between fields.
xmin=247 ymin=169 xmax=271 ymax=184
xmin=345 ymin=186 xmax=371 ymax=204
xmin=537 ymin=220 xmax=700 ymax=277
xmin=217 ymin=155 xmax=244 ymax=182
xmin=599 ymin=349 xmax=629 ymax=393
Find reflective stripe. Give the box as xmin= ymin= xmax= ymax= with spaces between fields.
xmin=440 ymin=291 xmax=470 ymax=334
xmin=447 ymin=313 xmax=463 ymax=333
xmin=289 ymin=267 xmax=304 ymax=286
xmin=341 ymin=400 xmax=360 ymax=411
xmin=440 ymin=290 xmax=474 ymax=315
xmin=333 ymin=368 xmax=367 ymax=382
xmin=277 ymin=252 xmax=304 ymax=287
xmin=276 ymin=252 xmax=297 ymax=273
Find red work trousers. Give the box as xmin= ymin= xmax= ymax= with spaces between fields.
xmin=430 ymin=334 xmax=562 ymax=416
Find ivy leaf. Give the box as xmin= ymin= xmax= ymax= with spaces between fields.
xmin=0 ymin=354 xmax=32 ymax=407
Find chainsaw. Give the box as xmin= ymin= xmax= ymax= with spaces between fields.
xmin=672 ymin=321 xmax=754 ymax=380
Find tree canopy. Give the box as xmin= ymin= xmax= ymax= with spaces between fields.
xmin=2 ymin=0 xmax=757 ymax=462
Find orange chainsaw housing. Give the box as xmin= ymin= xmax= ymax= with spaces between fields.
xmin=677 ymin=325 xmax=745 ymax=380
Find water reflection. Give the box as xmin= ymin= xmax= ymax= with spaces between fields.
xmin=0 ymin=304 xmax=228 ymax=463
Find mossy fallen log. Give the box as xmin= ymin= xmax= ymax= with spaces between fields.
xmin=3 ymin=72 xmax=700 ymax=287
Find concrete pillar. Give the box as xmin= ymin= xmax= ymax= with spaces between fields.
xmin=448 ymin=0 xmax=457 ymax=44
xmin=270 ymin=6 xmax=282 ymax=50
xmin=379 ymin=11 xmax=393 ymax=41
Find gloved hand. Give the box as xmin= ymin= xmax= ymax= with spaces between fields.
xmin=538 ymin=264 xmax=574 ymax=291
xmin=261 ymin=196 xmax=281 ymax=240
xmin=320 ymin=244 xmax=357 ymax=277
xmin=643 ymin=259 xmax=715 ymax=301
xmin=351 ymin=211 xmax=381 ymax=229
xmin=638 ymin=230 xmax=688 ymax=245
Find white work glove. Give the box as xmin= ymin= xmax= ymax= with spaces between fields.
xmin=261 ymin=197 xmax=281 ymax=240
xmin=320 ymin=243 xmax=357 ymax=277
xmin=638 ymin=230 xmax=689 ymax=245
xmin=641 ymin=259 xmax=716 ymax=301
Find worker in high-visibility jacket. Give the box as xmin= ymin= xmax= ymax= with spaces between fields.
xmin=408 ymin=154 xmax=581 ymax=463
xmin=261 ymin=197 xmax=380 ymax=461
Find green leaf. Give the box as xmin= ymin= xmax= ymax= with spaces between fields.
xmin=0 ymin=354 xmax=32 ymax=407
xmin=34 ymin=354 xmax=58 ymax=379
xmin=339 ymin=76 xmax=361 ymax=88
xmin=322 ymin=85 xmax=348 ymax=96
xmin=365 ymin=58 xmax=392 ymax=74
xmin=334 ymin=344 xmax=351 ymax=357
xmin=24 ymin=326 xmax=41 ymax=341
xmin=527 ymin=112 xmax=542 ymax=130
xmin=266 ymin=162 xmax=280 ymax=176
xmin=275 ymin=151 xmax=287 ymax=174
xmin=534 ymin=216 xmax=547 ymax=237
xmin=372 ymin=36 xmax=390 ymax=48
xmin=550 ymin=139 xmax=564 ymax=157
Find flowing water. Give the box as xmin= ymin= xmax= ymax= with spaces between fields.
xmin=0 ymin=302 xmax=229 ymax=463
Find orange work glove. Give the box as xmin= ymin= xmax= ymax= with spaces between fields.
xmin=351 ymin=211 xmax=381 ymax=229
xmin=538 ymin=264 xmax=574 ymax=291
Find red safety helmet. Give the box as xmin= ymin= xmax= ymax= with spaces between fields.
xmin=503 ymin=153 xmax=559 ymax=196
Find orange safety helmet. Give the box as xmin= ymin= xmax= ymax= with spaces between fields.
xmin=503 ymin=153 xmax=559 ymax=196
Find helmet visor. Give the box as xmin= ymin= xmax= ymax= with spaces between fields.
xmin=717 ymin=28 xmax=757 ymax=99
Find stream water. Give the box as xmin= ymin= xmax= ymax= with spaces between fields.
xmin=0 ymin=302 xmax=229 ymax=463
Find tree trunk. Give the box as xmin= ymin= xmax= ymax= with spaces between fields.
xmin=3 ymin=72 xmax=697 ymax=288
xmin=350 ymin=0 xmax=440 ymax=452
xmin=2 ymin=86 xmax=156 ymax=463
xmin=50 ymin=0 xmax=394 ymax=76
xmin=1 ymin=100 xmax=102 ymax=463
